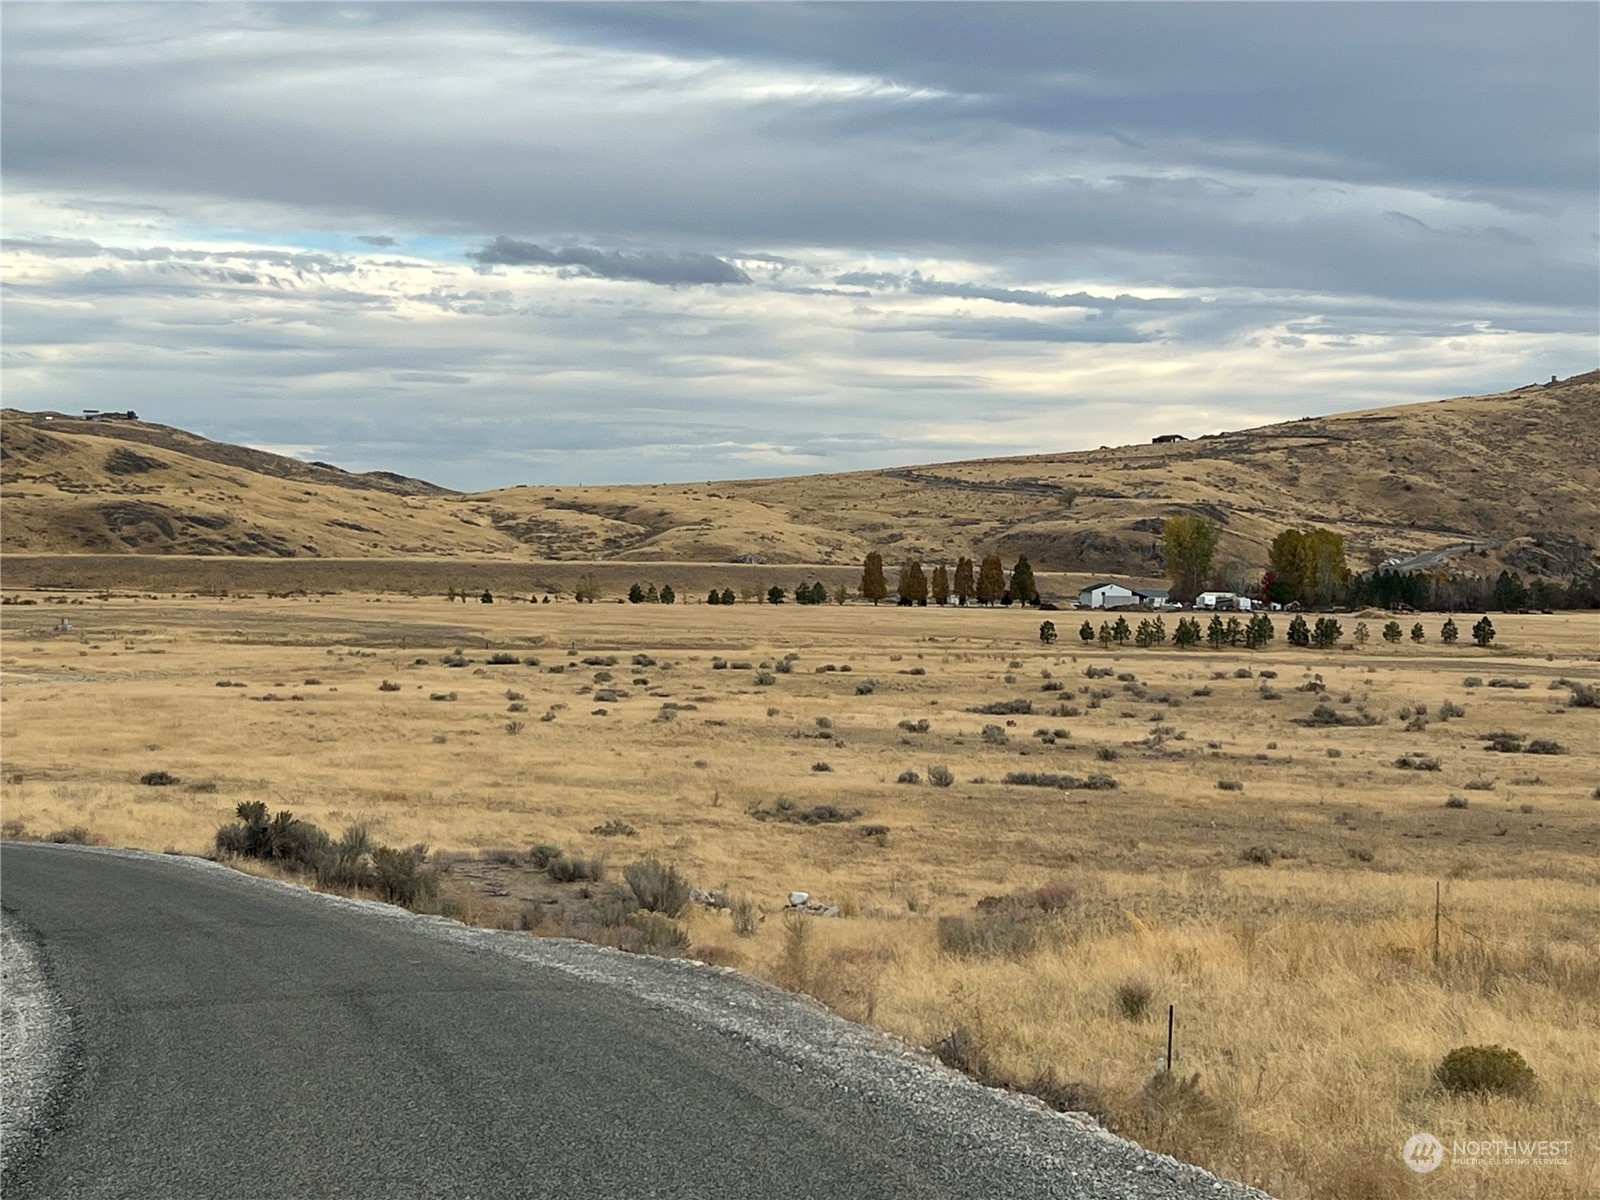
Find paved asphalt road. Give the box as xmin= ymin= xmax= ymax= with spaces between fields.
xmin=1 ymin=844 xmax=1265 ymax=1200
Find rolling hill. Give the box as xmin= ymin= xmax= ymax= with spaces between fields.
xmin=3 ymin=371 xmax=1597 ymax=584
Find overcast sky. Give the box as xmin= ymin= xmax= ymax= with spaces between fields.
xmin=3 ymin=2 xmax=1595 ymax=490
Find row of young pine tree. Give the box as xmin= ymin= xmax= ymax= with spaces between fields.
xmin=858 ymin=551 xmax=1040 ymax=607
xmin=1038 ymin=612 xmax=1499 ymax=649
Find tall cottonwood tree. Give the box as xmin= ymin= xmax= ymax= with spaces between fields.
xmin=861 ymin=552 xmax=888 ymax=606
xmin=1161 ymin=516 xmax=1220 ymax=605
xmin=1269 ymin=528 xmax=1348 ymax=607
xmin=953 ymin=557 xmax=975 ymax=606
xmin=975 ymin=555 xmax=1006 ymax=605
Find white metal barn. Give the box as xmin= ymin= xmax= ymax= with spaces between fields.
xmin=1077 ymin=582 xmax=1138 ymax=608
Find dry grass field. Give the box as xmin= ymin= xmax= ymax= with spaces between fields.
xmin=3 ymin=589 xmax=1596 ymax=1199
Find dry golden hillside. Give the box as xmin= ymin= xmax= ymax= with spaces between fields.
xmin=4 ymin=371 xmax=1596 ymax=580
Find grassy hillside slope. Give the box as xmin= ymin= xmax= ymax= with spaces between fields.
xmin=4 ymin=371 xmax=1596 ymax=579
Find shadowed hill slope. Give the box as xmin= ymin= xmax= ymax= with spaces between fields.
xmin=4 ymin=372 xmax=1596 ymax=578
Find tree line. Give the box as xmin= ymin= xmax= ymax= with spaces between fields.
xmin=859 ymin=551 xmax=1040 ymax=607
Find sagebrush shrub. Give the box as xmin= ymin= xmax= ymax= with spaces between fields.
xmin=927 ymin=764 xmax=955 ymax=788
xmin=1434 ymin=1045 xmax=1537 ymax=1098
xmin=624 ymin=857 xmax=691 ymax=916
xmin=625 ymin=910 xmax=690 ymax=956
xmin=547 ymin=853 xmax=605 ymax=883
xmin=1115 ymin=978 xmax=1155 ymax=1021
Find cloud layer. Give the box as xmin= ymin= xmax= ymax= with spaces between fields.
xmin=2 ymin=3 xmax=1594 ymax=488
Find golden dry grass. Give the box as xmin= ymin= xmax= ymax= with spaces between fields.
xmin=3 ymin=592 xmax=1596 ymax=1199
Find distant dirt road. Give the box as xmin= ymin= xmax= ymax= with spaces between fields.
xmin=0 ymin=845 xmax=1269 ymax=1200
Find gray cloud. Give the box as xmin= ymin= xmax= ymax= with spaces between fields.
xmin=468 ymin=237 xmax=750 ymax=286
xmin=835 ymin=271 xmax=1186 ymax=313
xmin=1 ymin=3 xmax=1594 ymax=488
xmin=881 ymin=315 xmax=1155 ymax=345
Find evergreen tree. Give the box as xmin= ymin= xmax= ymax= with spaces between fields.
xmin=1098 ymin=621 xmax=1113 ymax=648
xmin=1441 ymin=617 xmax=1459 ymax=644
xmin=767 ymin=585 xmax=786 ymax=605
xmin=1151 ymin=615 xmax=1167 ymax=645
xmin=1382 ymin=620 xmax=1402 ymax=643
xmin=861 ymin=552 xmax=888 ymax=606
xmin=1206 ymin=614 xmax=1226 ymax=649
xmin=1079 ymin=620 xmax=1095 ymax=643
xmin=1008 ymin=555 xmax=1040 ymax=606
xmin=1472 ymin=615 xmax=1496 ymax=646
xmin=1492 ymin=570 xmax=1528 ymax=613
xmin=1111 ymin=615 xmax=1132 ymax=645
xmin=833 ymin=583 xmax=849 ymax=605
xmin=1225 ymin=616 xmax=1244 ymax=646
xmin=1354 ymin=621 xmax=1370 ymax=645
xmin=1038 ymin=620 xmax=1058 ymax=645
xmin=720 ymin=587 xmax=736 ymax=606
xmin=897 ymin=559 xmax=929 ymax=606
xmin=953 ymin=557 xmax=976 ymax=606
xmin=1410 ymin=622 xmax=1425 ymax=643
xmin=1173 ymin=617 xmax=1201 ymax=647
xmin=645 ymin=583 xmax=658 ymax=603
xmin=931 ymin=564 xmax=950 ymax=606
xmin=628 ymin=583 xmax=645 ymax=604
xmin=1287 ymin=614 xmax=1311 ymax=647
xmin=706 ymin=588 xmax=721 ymax=605
xmin=975 ymin=555 xmax=1006 ymax=605
xmin=1134 ymin=619 xmax=1156 ymax=648
xmin=1311 ymin=617 xmax=1343 ymax=649
xmin=1244 ymin=613 xmax=1275 ymax=649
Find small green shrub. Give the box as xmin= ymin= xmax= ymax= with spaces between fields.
xmin=371 ymin=844 xmax=437 ymax=908
xmin=897 ymin=769 xmax=921 ymax=784
xmin=624 ymin=857 xmax=691 ymax=916
xmin=626 ymin=910 xmax=690 ymax=956
xmin=140 ymin=770 xmax=178 ymax=786
xmin=969 ymin=698 xmax=1033 ymax=715
xmin=1115 ymin=978 xmax=1155 ymax=1021
xmin=1216 ymin=779 xmax=1243 ymax=791
xmin=528 ymin=842 xmax=562 ymax=869
xmin=547 ymin=853 xmax=605 ymax=883
xmin=1443 ymin=795 xmax=1469 ymax=809
xmin=1434 ymin=1045 xmax=1537 ymax=1098
xmin=927 ymin=764 xmax=955 ymax=788
xmin=487 ymin=652 xmax=520 ymax=665
xmin=1524 ymin=739 xmax=1567 ymax=755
